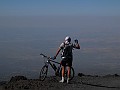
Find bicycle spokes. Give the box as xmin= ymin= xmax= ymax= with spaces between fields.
xmin=39 ymin=65 xmax=48 ymax=81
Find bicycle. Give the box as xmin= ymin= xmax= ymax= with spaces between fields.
xmin=39 ymin=53 xmax=75 ymax=81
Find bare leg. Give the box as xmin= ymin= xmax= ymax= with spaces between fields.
xmin=59 ymin=66 xmax=65 ymax=83
xmin=67 ymin=66 xmax=71 ymax=78
xmin=67 ymin=66 xmax=71 ymax=83
xmin=62 ymin=66 xmax=65 ymax=77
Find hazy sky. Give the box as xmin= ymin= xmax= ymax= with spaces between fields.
xmin=0 ymin=0 xmax=120 ymax=28
xmin=0 ymin=0 xmax=120 ymax=16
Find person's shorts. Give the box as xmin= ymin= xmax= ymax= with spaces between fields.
xmin=61 ymin=57 xmax=73 ymax=67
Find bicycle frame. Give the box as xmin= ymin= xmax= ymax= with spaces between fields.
xmin=48 ymin=59 xmax=61 ymax=72
xmin=40 ymin=53 xmax=61 ymax=74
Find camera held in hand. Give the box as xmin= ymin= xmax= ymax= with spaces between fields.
xmin=74 ymin=39 xmax=78 ymax=44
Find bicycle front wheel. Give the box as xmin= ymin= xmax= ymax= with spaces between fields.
xmin=39 ymin=65 xmax=48 ymax=81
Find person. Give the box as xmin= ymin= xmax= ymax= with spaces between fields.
xmin=53 ymin=36 xmax=80 ymax=83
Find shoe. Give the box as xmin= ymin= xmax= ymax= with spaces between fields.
xmin=67 ymin=78 xmax=70 ymax=84
xmin=59 ymin=77 xmax=64 ymax=83
xmin=59 ymin=79 xmax=64 ymax=83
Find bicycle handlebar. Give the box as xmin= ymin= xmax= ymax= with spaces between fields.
xmin=40 ymin=53 xmax=47 ymax=58
xmin=40 ymin=53 xmax=61 ymax=64
xmin=40 ymin=53 xmax=52 ymax=60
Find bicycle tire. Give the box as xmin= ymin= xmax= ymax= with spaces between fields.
xmin=69 ymin=67 xmax=74 ymax=80
xmin=60 ymin=66 xmax=74 ymax=80
xmin=39 ymin=65 xmax=48 ymax=81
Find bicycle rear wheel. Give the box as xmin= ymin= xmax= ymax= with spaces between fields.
xmin=69 ymin=67 xmax=74 ymax=80
xmin=39 ymin=65 xmax=48 ymax=81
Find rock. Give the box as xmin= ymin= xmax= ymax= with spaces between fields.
xmin=78 ymin=73 xmax=85 ymax=77
xmin=114 ymin=74 xmax=119 ymax=77
xmin=0 ymin=81 xmax=7 ymax=85
xmin=9 ymin=76 xmax=27 ymax=82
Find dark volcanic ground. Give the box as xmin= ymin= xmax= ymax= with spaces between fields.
xmin=1 ymin=74 xmax=120 ymax=90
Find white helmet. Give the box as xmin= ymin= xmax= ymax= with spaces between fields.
xmin=65 ymin=36 xmax=71 ymax=42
